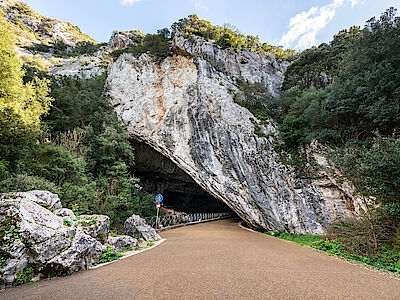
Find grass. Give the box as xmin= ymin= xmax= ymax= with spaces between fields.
xmin=265 ymin=232 xmax=400 ymax=274
xmin=267 ymin=232 xmax=323 ymax=246
xmin=94 ymin=247 xmax=123 ymax=266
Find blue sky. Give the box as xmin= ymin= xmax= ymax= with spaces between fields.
xmin=23 ymin=0 xmax=399 ymax=49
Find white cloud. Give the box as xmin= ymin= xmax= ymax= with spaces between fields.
xmin=191 ymin=0 xmax=209 ymax=12
xmin=279 ymin=0 xmax=361 ymax=50
xmin=121 ymin=0 xmax=142 ymax=6
xmin=350 ymin=0 xmax=363 ymax=7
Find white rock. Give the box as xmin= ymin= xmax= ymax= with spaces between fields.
xmin=54 ymin=208 xmax=76 ymax=221
xmin=0 ymin=192 xmax=106 ymax=286
xmin=78 ymin=215 xmax=110 ymax=242
xmin=125 ymin=215 xmax=161 ymax=241
xmin=47 ymin=228 xmax=106 ymax=274
xmin=107 ymin=235 xmax=138 ymax=252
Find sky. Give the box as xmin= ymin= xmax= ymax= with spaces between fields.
xmin=23 ymin=0 xmax=399 ymax=50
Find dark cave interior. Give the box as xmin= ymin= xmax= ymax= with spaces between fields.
xmin=132 ymin=140 xmax=234 ymax=214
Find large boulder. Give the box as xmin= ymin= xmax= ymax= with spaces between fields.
xmin=78 ymin=215 xmax=110 ymax=243
xmin=124 ymin=215 xmax=161 ymax=241
xmin=107 ymin=235 xmax=138 ymax=252
xmin=0 ymin=192 xmax=106 ymax=286
xmin=47 ymin=228 xmax=106 ymax=274
xmin=9 ymin=190 xmax=62 ymax=212
xmin=106 ymin=34 xmax=365 ymax=234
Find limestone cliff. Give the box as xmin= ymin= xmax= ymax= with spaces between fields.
xmin=106 ymin=34 xmax=364 ymax=234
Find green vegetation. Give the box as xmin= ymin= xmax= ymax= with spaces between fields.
xmin=171 ymin=15 xmax=296 ymax=60
xmin=254 ymin=8 xmax=400 ymax=272
xmin=0 ymin=14 xmax=52 ymax=177
xmin=63 ymin=219 xmax=72 ymax=227
xmin=14 ymin=266 xmax=35 ymax=286
xmin=95 ymin=247 xmax=123 ymax=265
xmin=110 ymin=15 xmax=295 ymax=61
xmin=282 ymin=26 xmax=361 ymax=90
xmin=29 ymin=41 xmax=105 ymax=58
xmin=266 ymin=231 xmax=400 ymax=273
xmin=0 ymin=15 xmax=157 ymax=233
xmin=120 ymin=246 xmax=133 ymax=252
xmin=110 ymin=31 xmax=172 ymax=59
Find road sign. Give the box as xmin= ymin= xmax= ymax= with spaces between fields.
xmin=155 ymin=194 xmax=163 ymax=230
xmin=155 ymin=194 xmax=163 ymax=203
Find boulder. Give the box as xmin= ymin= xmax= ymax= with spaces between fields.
xmin=107 ymin=235 xmax=138 ymax=253
xmin=124 ymin=215 xmax=161 ymax=241
xmin=7 ymin=190 xmax=63 ymax=212
xmin=47 ymin=228 xmax=106 ymax=274
xmin=78 ymin=215 xmax=110 ymax=243
xmin=0 ymin=192 xmax=106 ymax=286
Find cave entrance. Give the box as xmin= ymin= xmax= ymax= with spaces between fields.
xmin=131 ymin=140 xmax=234 ymax=214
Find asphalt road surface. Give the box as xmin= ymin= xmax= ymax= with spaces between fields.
xmin=2 ymin=218 xmax=400 ymax=299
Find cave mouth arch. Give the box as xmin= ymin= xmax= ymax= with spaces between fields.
xmin=131 ymin=140 xmax=234 ymax=214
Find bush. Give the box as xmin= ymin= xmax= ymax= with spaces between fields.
xmin=95 ymin=247 xmax=123 ymax=265
xmin=171 ymin=15 xmax=296 ymax=60
xmin=110 ymin=33 xmax=171 ymax=59
xmin=21 ymin=143 xmax=88 ymax=187
xmin=335 ymin=133 xmax=400 ymax=204
xmin=326 ymin=208 xmax=399 ymax=258
xmin=0 ymin=174 xmax=60 ymax=194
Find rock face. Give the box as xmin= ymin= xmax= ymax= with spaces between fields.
xmin=106 ymin=34 xmax=363 ymax=234
xmin=125 ymin=215 xmax=161 ymax=241
xmin=0 ymin=191 xmax=107 ymax=286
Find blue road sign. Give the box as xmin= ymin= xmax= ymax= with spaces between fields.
xmin=155 ymin=194 xmax=163 ymax=203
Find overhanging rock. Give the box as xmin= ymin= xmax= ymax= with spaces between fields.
xmin=106 ymin=34 xmax=363 ymax=234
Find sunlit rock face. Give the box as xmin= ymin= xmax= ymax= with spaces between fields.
xmin=106 ymin=34 xmax=362 ymax=234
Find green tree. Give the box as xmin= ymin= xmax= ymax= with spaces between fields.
xmin=0 ymin=15 xmax=52 ymax=171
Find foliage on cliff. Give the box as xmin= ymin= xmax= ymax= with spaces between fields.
xmin=110 ymin=32 xmax=172 ymax=59
xmin=171 ymin=15 xmax=296 ymax=60
xmin=110 ymin=14 xmax=295 ymax=61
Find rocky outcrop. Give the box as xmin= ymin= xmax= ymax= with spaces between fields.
xmin=125 ymin=215 xmax=161 ymax=241
xmin=0 ymin=0 xmax=96 ymax=47
xmin=108 ymin=30 xmax=143 ymax=50
xmin=78 ymin=215 xmax=110 ymax=243
xmin=0 ymin=191 xmax=108 ymax=286
xmin=106 ymin=34 xmax=363 ymax=234
xmin=173 ymin=33 xmax=289 ymax=97
xmin=14 ymin=190 xmax=63 ymax=212
xmin=107 ymin=235 xmax=138 ymax=252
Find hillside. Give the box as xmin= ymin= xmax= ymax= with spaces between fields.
xmin=0 ymin=0 xmax=399 ymax=284
xmin=0 ymin=0 xmax=96 ymax=47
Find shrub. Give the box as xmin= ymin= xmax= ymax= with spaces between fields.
xmin=14 ymin=266 xmax=35 ymax=286
xmin=95 ymin=248 xmax=123 ymax=265
xmin=0 ymin=174 xmax=60 ymax=194
xmin=110 ymin=33 xmax=171 ymax=59
xmin=326 ymin=208 xmax=399 ymax=258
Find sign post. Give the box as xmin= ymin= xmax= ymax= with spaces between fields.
xmin=155 ymin=194 xmax=163 ymax=229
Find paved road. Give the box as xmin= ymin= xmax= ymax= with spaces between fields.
xmin=2 ymin=219 xmax=400 ymax=300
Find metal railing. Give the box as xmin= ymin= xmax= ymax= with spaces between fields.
xmin=144 ymin=212 xmax=236 ymax=231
